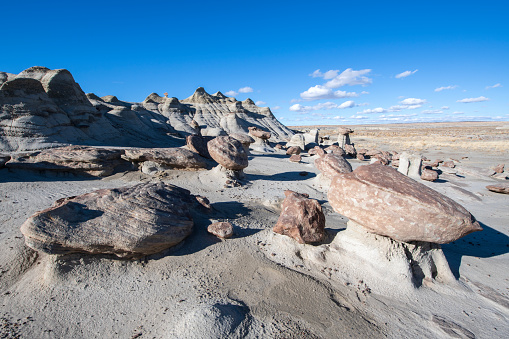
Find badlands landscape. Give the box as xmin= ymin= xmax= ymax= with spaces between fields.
xmin=1 ymin=67 xmax=509 ymax=338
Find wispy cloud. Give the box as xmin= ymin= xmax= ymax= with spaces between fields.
xmin=435 ymin=85 xmax=458 ymax=92
xmin=457 ymin=96 xmax=490 ymax=103
xmin=395 ymin=69 xmax=418 ymax=79
xmin=357 ymin=98 xmax=426 ymax=114
xmin=441 ymin=106 xmax=450 ymax=110
xmin=300 ymin=85 xmax=360 ymax=100
xmin=289 ymin=100 xmax=357 ymax=113
xmin=272 ymin=106 xmax=281 ymax=110
xmin=350 ymin=115 xmax=368 ymax=119
xmin=400 ymin=97 xmax=426 ymax=105
xmin=226 ymin=86 xmax=254 ymax=97
xmin=255 ymin=101 xmax=266 ymax=106
xmin=486 ymin=83 xmax=502 ymax=89
xmin=421 ymin=109 xmax=443 ymax=114
xmin=225 ymin=90 xmax=237 ymax=96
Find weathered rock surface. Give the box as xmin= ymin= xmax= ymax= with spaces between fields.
xmin=442 ymin=161 xmax=455 ymax=168
xmin=186 ymin=135 xmax=213 ymax=159
xmin=337 ymin=127 xmax=353 ymax=148
xmin=6 ymin=145 xmax=126 ymax=176
xmin=493 ymin=164 xmax=505 ymax=173
xmin=289 ymin=154 xmax=302 ymax=163
xmin=286 ymin=134 xmax=306 ymax=150
xmin=123 ymin=147 xmax=207 ymax=169
xmin=207 ymin=136 xmax=248 ymax=170
xmin=421 ymin=169 xmax=439 ymax=182
xmin=398 ymin=152 xmax=422 ymax=179
xmin=207 ymin=222 xmax=234 ymax=239
xmin=325 ymin=145 xmax=345 ymax=157
xmin=486 ymin=183 xmax=509 ymax=194
xmin=248 ymin=126 xmax=271 ymax=140
xmin=273 ymin=190 xmax=325 ymax=244
xmin=344 ymin=144 xmax=356 ymax=157
xmin=286 ymin=146 xmax=302 ymax=155
xmin=315 ymin=153 xmax=353 ymax=179
xmin=328 ymin=164 xmax=482 ymax=244
xmin=20 ymin=182 xmax=195 ymax=257
xmin=309 ymin=146 xmax=325 ymax=156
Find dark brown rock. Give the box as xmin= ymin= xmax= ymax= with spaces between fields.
xmin=421 ymin=169 xmax=439 ymax=182
xmin=273 ymin=190 xmax=325 ymax=244
xmin=328 ymin=164 xmax=482 ymax=244
xmin=248 ymin=126 xmax=271 ymax=140
xmin=289 ymin=154 xmax=302 ymax=163
xmin=6 ymin=146 xmax=126 ymax=176
xmin=207 ymin=136 xmax=248 ymax=170
xmin=124 ymin=147 xmax=207 ymax=169
xmin=315 ymin=153 xmax=353 ymax=179
xmin=20 ymin=182 xmax=194 ymax=257
xmin=286 ymin=146 xmax=302 ymax=155
xmin=208 ymin=222 xmax=234 ymax=239
xmin=486 ymin=184 xmax=509 ymax=194
xmin=186 ymin=135 xmax=214 ymax=159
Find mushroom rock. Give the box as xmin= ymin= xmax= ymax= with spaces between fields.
xmin=273 ymin=190 xmax=325 ymax=244
xmin=315 ymin=153 xmax=353 ymax=179
xmin=123 ymin=147 xmax=207 ymax=170
xmin=328 ymin=164 xmax=482 ymax=244
xmin=20 ymin=182 xmax=195 ymax=258
xmin=486 ymin=183 xmax=509 ymax=194
xmin=208 ymin=222 xmax=234 ymax=239
xmin=421 ymin=168 xmax=439 ymax=182
xmin=397 ymin=152 xmax=422 ymax=179
xmin=248 ymin=126 xmax=271 ymax=140
xmin=230 ymin=133 xmax=254 ymax=154
xmin=337 ymin=127 xmax=353 ymax=148
xmin=248 ymin=126 xmax=273 ymax=152
xmin=186 ymin=135 xmax=214 ymax=159
xmin=286 ymin=146 xmax=302 ymax=155
xmin=207 ymin=136 xmax=248 ymax=171
xmin=344 ymin=144 xmax=356 ymax=157
xmin=289 ymin=154 xmax=302 ymax=163
xmin=6 ymin=146 xmax=126 ymax=177
xmin=286 ymin=133 xmax=306 ymax=151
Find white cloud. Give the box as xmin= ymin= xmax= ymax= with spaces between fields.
xmin=333 ymin=116 xmax=345 ymax=120
xmin=486 ymin=83 xmax=502 ymax=89
xmin=278 ymin=116 xmax=285 ymax=120
xmin=456 ymin=96 xmax=490 ymax=103
xmin=289 ymin=100 xmax=357 ymax=113
xmin=359 ymin=107 xmax=386 ymax=114
xmin=421 ymin=109 xmax=443 ymax=114
xmin=225 ymin=90 xmax=237 ymax=96
xmin=400 ymin=98 xmax=427 ymax=105
xmin=238 ymin=86 xmax=253 ymax=93
xmin=300 ymin=85 xmax=360 ymax=100
xmin=441 ymin=106 xmax=450 ymax=110
xmin=255 ymin=101 xmax=266 ymax=106
xmin=395 ymin=69 xmax=418 ymax=79
xmin=272 ymin=106 xmax=281 ymax=110
xmin=350 ymin=115 xmax=368 ymax=119
xmin=452 ymin=111 xmax=464 ymax=114
xmin=323 ymin=70 xmax=340 ymax=79
xmin=435 ymin=85 xmax=458 ymax=92
xmin=324 ymin=68 xmax=372 ymax=88
xmin=309 ymin=69 xmax=323 ymax=78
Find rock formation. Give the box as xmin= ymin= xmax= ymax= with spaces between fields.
xmin=207 ymin=136 xmax=248 ymax=171
xmin=123 ymin=147 xmax=207 ymax=172
xmin=486 ymin=183 xmax=509 ymax=194
xmin=421 ymin=168 xmax=439 ymax=181
xmin=397 ymin=152 xmax=422 ymax=179
xmin=286 ymin=146 xmax=301 ymax=155
xmin=328 ymin=164 xmax=482 ymax=244
xmin=207 ymin=222 xmax=234 ymax=239
xmin=20 ymin=182 xmax=195 ymax=258
xmin=286 ymin=134 xmax=306 ymax=151
xmin=186 ymin=135 xmax=214 ymax=159
xmin=273 ymin=190 xmax=325 ymax=244
xmin=315 ymin=153 xmax=353 ymax=180
xmin=248 ymin=126 xmax=273 ymax=152
xmin=289 ymin=154 xmax=302 ymax=163
xmin=337 ymin=127 xmax=353 ymax=148
xmin=229 ymin=133 xmax=254 ymax=154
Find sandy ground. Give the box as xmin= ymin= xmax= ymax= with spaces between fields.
xmin=1 ymin=122 xmax=509 ymax=338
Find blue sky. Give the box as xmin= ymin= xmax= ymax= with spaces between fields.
xmin=2 ymin=1 xmax=508 ymax=125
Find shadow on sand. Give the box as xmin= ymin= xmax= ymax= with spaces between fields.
xmin=442 ymin=221 xmax=509 ymax=279
xmin=247 ymin=171 xmax=316 ymax=182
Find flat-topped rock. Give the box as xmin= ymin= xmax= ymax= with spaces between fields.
xmin=20 ymin=182 xmax=195 ymax=258
xmin=315 ymin=153 xmax=353 ymax=179
xmin=207 ymin=136 xmax=248 ymax=170
xmin=248 ymin=126 xmax=271 ymax=140
xmin=486 ymin=183 xmax=509 ymax=194
xmin=123 ymin=147 xmax=207 ymax=169
xmin=328 ymin=164 xmax=482 ymax=244
xmin=273 ymin=190 xmax=325 ymax=244
xmin=6 ymin=146 xmax=125 ymax=176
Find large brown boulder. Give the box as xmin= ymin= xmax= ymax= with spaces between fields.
xmin=207 ymin=136 xmax=248 ymax=170
xmin=123 ymin=147 xmax=207 ymax=169
xmin=325 ymin=145 xmax=345 ymax=157
xmin=328 ymin=164 xmax=482 ymax=244
xmin=344 ymin=144 xmax=356 ymax=156
xmin=286 ymin=146 xmax=302 ymax=155
xmin=20 ymin=182 xmax=195 ymax=258
xmin=421 ymin=169 xmax=439 ymax=181
xmin=6 ymin=146 xmax=126 ymax=176
xmin=315 ymin=153 xmax=353 ymax=179
xmin=186 ymin=135 xmax=214 ymax=159
xmin=273 ymin=190 xmax=325 ymax=244
xmin=486 ymin=183 xmax=509 ymax=194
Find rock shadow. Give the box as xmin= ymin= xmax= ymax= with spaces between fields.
xmin=247 ymin=171 xmax=316 ymax=182
xmin=442 ymin=221 xmax=509 ymax=279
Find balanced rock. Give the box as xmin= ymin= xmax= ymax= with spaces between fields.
xmin=123 ymin=147 xmax=207 ymax=169
xmin=273 ymin=190 xmax=325 ymax=244
xmin=230 ymin=133 xmax=255 ymax=153
xmin=315 ymin=153 xmax=353 ymax=179
xmin=248 ymin=126 xmax=271 ymax=140
xmin=328 ymin=164 xmax=482 ymax=244
xmin=6 ymin=145 xmax=126 ymax=176
xmin=486 ymin=183 xmax=509 ymax=194
xmin=286 ymin=146 xmax=302 ymax=155
xmin=186 ymin=135 xmax=214 ymax=159
xmin=20 ymin=182 xmax=195 ymax=257
xmin=207 ymin=136 xmax=248 ymax=170
xmin=421 ymin=168 xmax=439 ymax=182
xmin=207 ymin=222 xmax=234 ymax=239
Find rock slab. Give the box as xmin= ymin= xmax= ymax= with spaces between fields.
xmin=486 ymin=184 xmax=509 ymax=194
xmin=315 ymin=153 xmax=353 ymax=179
xmin=328 ymin=164 xmax=482 ymax=244
xmin=20 ymin=182 xmax=195 ymax=257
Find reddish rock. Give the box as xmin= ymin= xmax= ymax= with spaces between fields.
xmin=207 ymin=136 xmax=248 ymax=170
xmin=274 ymin=144 xmax=283 ymax=150
xmin=273 ymin=190 xmax=325 ymax=244
xmin=315 ymin=153 xmax=353 ymax=179
xmin=248 ymin=126 xmax=271 ymax=140
xmin=325 ymin=145 xmax=345 ymax=157
xmin=286 ymin=146 xmax=302 ymax=155
xmin=429 ymin=160 xmax=440 ymax=168
xmin=493 ymin=164 xmax=505 ymax=174
xmin=365 ymin=149 xmax=381 ymax=157
xmin=486 ymin=184 xmax=509 ymax=194
xmin=208 ymin=222 xmax=234 ymax=238
xmin=289 ymin=154 xmax=302 ymax=163
xmin=230 ymin=133 xmax=254 ymax=147
xmin=421 ymin=169 xmax=439 ymax=181
xmin=373 ymin=154 xmax=389 ymax=166
xmin=186 ymin=135 xmax=214 ymax=159
xmin=357 ymin=148 xmax=368 ymax=155
xmin=356 ymin=154 xmax=365 ymax=161
xmin=442 ymin=161 xmax=455 ymax=168
xmin=124 ymin=147 xmax=207 ymax=169
xmin=344 ymin=144 xmax=356 ymax=156
xmin=328 ymin=164 xmax=482 ymax=244
xmin=311 ymin=146 xmax=325 ymax=156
